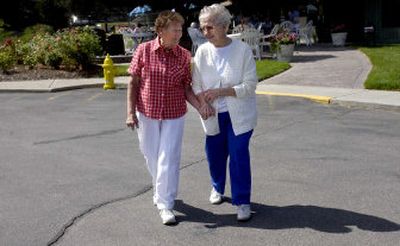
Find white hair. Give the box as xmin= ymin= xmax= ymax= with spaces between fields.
xmin=199 ymin=4 xmax=232 ymax=27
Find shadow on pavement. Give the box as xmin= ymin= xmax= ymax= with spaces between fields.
xmin=290 ymin=54 xmax=336 ymax=63
xmin=295 ymin=44 xmax=357 ymax=52
xmin=174 ymin=199 xmax=400 ymax=233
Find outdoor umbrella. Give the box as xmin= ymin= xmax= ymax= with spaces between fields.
xmin=128 ymin=4 xmax=152 ymax=17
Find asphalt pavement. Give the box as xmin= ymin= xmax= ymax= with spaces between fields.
xmin=1 ymin=90 xmax=399 ymax=246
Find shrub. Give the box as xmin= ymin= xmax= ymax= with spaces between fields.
xmin=14 ymin=39 xmax=38 ymax=67
xmin=17 ymin=33 xmax=54 ymax=68
xmin=3 ymin=26 xmax=102 ymax=71
xmin=0 ymin=38 xmax=17 ymax=73
xmin=15 ymin=26 xmax=101 ymax=70
xmin=45 ymin=50 xmax=63 ymax=69
xmin=20 ymin=24 xmax=54 ymax=43
xmin=57 ymin=26 xmax=102 ymax=70
xmin=0 ymin=19 xmax=15 ymax=43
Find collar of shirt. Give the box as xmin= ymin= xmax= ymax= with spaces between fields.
xmin=152 ymin=36 xmax=180 ymax=57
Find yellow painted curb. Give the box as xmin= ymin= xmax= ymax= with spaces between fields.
xmin=256 ymin=91 xmax=332 ymax=104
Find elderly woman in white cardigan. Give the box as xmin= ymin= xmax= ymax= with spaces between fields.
xmin=192 ymin=3 xmax=258 ymax=221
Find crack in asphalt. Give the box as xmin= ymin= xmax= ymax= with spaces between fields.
xmin=47 ymin=157 xmax=208 ymax=245
xmin=34 ymin=128 xmax=126 ymax=145
xmin=47 ymin=185 xmax=153 ymax=246
xmin=180 ymin=158 xmax=207 ymax=170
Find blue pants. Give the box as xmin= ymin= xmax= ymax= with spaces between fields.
xmin=205 ymin=112 xmax=253 ymax=205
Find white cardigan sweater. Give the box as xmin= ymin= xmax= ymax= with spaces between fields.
xmin=192 ymin=39 xmax=258 ymax=136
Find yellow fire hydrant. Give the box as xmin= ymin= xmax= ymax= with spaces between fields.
xmin=102 ymin=54 xmax=116 ymax=90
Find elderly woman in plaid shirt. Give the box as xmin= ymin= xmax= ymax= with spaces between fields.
xmin=126 ymin=10 xmax=213 ymax=225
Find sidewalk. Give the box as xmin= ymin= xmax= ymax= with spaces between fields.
xmin=255 ymin=45 xmax=400 ymax=111
xmin=0 ymin=45 xmax=399 ymax=111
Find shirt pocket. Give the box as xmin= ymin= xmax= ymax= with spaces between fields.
xmin=167 ymin=65 xmax=185 ymax=87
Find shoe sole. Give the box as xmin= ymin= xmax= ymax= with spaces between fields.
xmin=163 ymin=219 xmax=176 ymax=225
xmin=237 ymin=216 xmax=252 ymax=222
xmin=210 ymin=196 xmax=224 ymax=205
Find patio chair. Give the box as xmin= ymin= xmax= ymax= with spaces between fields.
xmin=187 ymin=27 xmax=207 ymax=55
xmin=280 ymin=20 xmax=294 ymax=33
xmin=297 ymin=16 xmax=307 ymax=27
xmin=263 ymin=24 xmax=279 ymax=39
xmin=298 ymin=20 xmax=314 ymax=46
xmin=241 ymin=28 xmax=263 ymax=60
xmin=259 ymin=24 xmax=279 ymax=57
xmin=232 ymin=24 xmax=253 ymax=34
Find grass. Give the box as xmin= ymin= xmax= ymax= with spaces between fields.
xmin=114 ymin=65 xmax=130 ymax=76
xmin=113 ymin=59 xmax=290 ymax=81
xmin=255 ymin=59 xmax=291 ymax=81
xmin=359 ymin=44 xmax=400 ymax=90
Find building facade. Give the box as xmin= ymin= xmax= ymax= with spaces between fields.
xmin=364 ymin=0 xmax=400 ymax=43
xmin=229 ymin=0 xmax=400 ymax=43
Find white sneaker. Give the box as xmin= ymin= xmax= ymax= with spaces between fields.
xmin=159 ymin=209 xmax=176 ymax=225
xmin=237 ymin=204 xmax=251 ymax=221
xmin=209 ymin=187 xmax=223 ymax=204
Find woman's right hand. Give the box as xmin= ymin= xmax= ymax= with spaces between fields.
xmin=200 ymin=103 xmax=215 ymax=120
xmin=126 ymin=113 xmax=139 ymax=129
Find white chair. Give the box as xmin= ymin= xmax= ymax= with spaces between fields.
xmin=121 ymin=31 xmax=155 ymax=54
xmin=241 ymin=28 xmax=263 ymax=60
xmin=232 ymin=25 xmax=241 ymax=34
xmin=280 ymin=21 xmax=294 ymax=33
xmin=259 ymin=24 xmax=279 ymax=57
xmin=257 ymin=23 xmax=263 ymax=32
xmin=263 ymin=24 xmax=279 ymax=39
xmin=187 ymin=27 xmax=207 ymax=55
xmin=232 ymin=24 xmax=253 ymax=34
xmin=298 ymin=20 xmax=314 ymax=46
xmin=297 ymin=17 xmax=307 ymax=27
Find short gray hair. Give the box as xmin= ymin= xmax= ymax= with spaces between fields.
xmin=199 ymin=4 xmax=232 ymax=27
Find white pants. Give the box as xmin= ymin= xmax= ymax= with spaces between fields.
xmin=137 ymin=112 xmax=185 ymax=210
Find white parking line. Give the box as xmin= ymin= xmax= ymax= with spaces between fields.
xmin=47 ymin=91 xmax=72 ymax=101
xmin=87 ymin=92 xmax=104 ymax=101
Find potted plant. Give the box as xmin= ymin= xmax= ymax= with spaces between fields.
xmin=270 ymin=31 xmax=298 ymax=62
xmin=331 ymin=24 xmax=348 ymax=46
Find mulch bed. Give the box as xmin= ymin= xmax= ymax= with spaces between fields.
xmin=0 ymin=65 xmax=102 ymax=82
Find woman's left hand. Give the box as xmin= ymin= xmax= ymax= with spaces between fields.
xmin=203 ymin=89 xmax=220 ymax=103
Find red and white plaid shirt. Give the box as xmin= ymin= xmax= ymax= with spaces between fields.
xmin=128 ymin=37 xmax=192 ymax=120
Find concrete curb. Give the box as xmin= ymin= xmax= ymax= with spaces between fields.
xmin=256 ymin=91 xmax=332 ymax=104
xmin=256 ymin=84 xmax=400 ymax=112
xmin=0 ymin=77 xmax=130 ymax=93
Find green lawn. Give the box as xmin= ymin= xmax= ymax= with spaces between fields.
xmin=114 ymin=59 xmax=290 ymax=81
xmin=255 ymin=59 xmax=290 ymax=81
xmin=359 ymin=44 xmax=400 ymax=91
xmin=114 ymin=65 xmax=130 ymax=76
